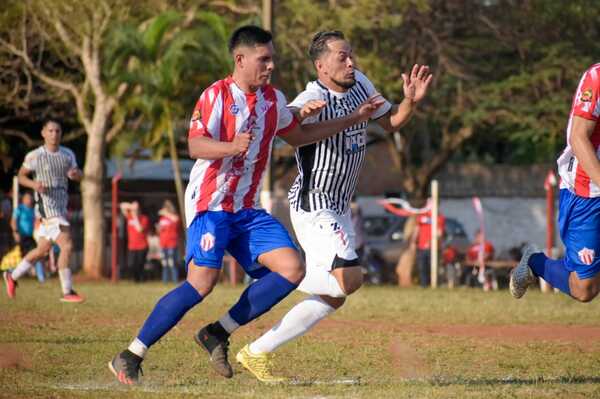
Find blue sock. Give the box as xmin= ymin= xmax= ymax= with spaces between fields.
xmin=529 ymin=253 xmax=571 ymax=295
xmin=137 ymin=281 xmax=202 ymax=347
xmin=228 ymin=272 xmax=297 ymax=326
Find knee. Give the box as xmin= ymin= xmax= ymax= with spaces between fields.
xmin=187 ymin=276 xmax=217 ymax=297
xmin=60 ymin=239 xmax=73 ymax=254
xmin=186 ymin=266 xmax=219 ymax=297
xmin=278 ymin=257 xmax=305 ymax=285
xmin=572 ymin=289 xmax=598 ymax=303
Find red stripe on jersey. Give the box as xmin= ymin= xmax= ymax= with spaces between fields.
xmin=220 ymin=82 xmax=247 ymax=212
xmin=243 ymin=86 xmax=278 ymax=208
xmin=574 ymin=164 xmax=591 ymax=197
xmin=276 ymin=115 xmax=299 ymax=136
xmin=189 ymin=84 xmax=220 ymax=139
xmin=196 ymin=81 xmax=228 ymax=212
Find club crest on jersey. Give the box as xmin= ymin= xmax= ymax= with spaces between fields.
xmin=581 ymin=89 xmax=593 ymax=102
xmin=201 ymin=232 xmax=216 ymax=252
xmin=230 ymin=104 xmax=240 ymax=115
xmin=578 ymin=247 xmax=595 ymax=265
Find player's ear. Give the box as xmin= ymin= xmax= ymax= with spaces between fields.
xmin=234 ymin=52 xmax=245 ymax=69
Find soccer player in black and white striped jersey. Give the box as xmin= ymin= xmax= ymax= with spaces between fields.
xmin=237 ymin=31 xmax=432 ymax=381
xmin=3 ymin=120 xmax=84 ymax=303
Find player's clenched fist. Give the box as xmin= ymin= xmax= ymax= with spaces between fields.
xmin=230 ymin=131 xmax=253 ymax=156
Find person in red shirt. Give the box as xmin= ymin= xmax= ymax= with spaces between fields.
xmin=121 ymin=201 xmax=149 ymax=282
xmin=157 ymin=199 xmax=180 ymax=283
xmin=414 ymin=209 xmax=445 ymax=287
xmin=465 ymin=230 xmax=496 ymax=290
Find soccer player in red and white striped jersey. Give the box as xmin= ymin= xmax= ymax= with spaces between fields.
xmin=511 ymin=63 xmax=600 ymax=303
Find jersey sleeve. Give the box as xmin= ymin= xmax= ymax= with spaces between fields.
xmin=288 ymin=88 xmax=324 ymax=125
xmin=274 ymin=89 xmax=299 ymax=136
xmin=573 ymin=66 xmax=600 ymax=121
xmin=355 ymin=70 xmax=393 ymax=120
xmin=22 ymin=149 xmax=38 ymax=171
xmin=65 ymin=148 xmax=78 ymax=169
xmin=188 ymin=83 xmax=224 ymax=140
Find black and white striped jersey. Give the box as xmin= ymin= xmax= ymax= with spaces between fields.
xmin=288 ymin=70 xmax=392 ymax=214
xmin=22 ymin=145 xmax=78 ymax=219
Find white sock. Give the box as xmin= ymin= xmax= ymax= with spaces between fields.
xmin=249 ymin=295 xmax=335 ymax=354
xmin=219 ymin=313 xmax=240 ymax=334
xmin=297 ymin=267 xmax=346 ymax=297
xmin=58 ymin=268 xmax=73 ymax=295
xmin=11 ymin=259 xmax=33 ymax=280
xmin=128 ymin=337 xmax=148 ymax=358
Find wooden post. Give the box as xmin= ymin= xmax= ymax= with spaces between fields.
xmin=12 ymin=176 xmax=19 ymax=213
xmin=430 ymin=180 xmax=439 ymax=288
xmin=541 ymin=170 xmax=557 ymax=293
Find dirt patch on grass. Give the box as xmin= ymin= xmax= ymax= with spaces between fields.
xmin=0 ymin=345 xmax=29 ymax=369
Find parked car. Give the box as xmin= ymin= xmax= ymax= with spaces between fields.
xmin=362 ymin=213 xmax=470 ymax=282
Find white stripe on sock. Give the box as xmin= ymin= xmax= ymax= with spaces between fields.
xmin=128 ymin=338 xmax=148 ymax=358
xmin=11 ymin=259 xmax=33 ymax=280
xmin=219 ymin=313 xmax=240 ymax=334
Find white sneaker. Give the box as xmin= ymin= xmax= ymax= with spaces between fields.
xmin=509 ymin=245 xmax=539 ymax=299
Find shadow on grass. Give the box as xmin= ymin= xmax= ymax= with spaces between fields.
xmin=427 ymin=375 xmax=600 ymax=386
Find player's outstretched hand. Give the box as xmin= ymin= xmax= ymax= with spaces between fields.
xmin=231 ymin=131 xmax=253 ymax=157
xmin=402 ymin=64 xmax=433 ymax=103
xmin=299 ymin=100 xmax=326 ymax=121
xmin=353 ymin=94 xmax=386 ymax=122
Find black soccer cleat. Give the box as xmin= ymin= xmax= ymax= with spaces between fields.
xmin=108 ymin=349 xmax=143 ymax=385
xmin=194 ymin=324 xmax=233 ymax=378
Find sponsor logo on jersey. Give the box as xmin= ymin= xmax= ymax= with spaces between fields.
xmin=578 ymin=247 xmax=595 ymax=265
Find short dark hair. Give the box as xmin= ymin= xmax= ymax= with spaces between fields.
xmin=42 ymin=119 xmax=61 ymax=129
xmin=308 ymin=30 xmax=345 ymax=62
xmin=228 ymin=25 xmax=272 ymax=53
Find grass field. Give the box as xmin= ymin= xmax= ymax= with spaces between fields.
xmin=2 ymin=279 xmax=600 ymax=398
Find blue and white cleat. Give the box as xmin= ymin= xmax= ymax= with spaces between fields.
xmin=509 ymin=245 xmax=539 ymax=299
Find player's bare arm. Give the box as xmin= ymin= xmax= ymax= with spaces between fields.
xmin=282 ymin=95 xmax=385 ymax=147
xmin=570 ymin=115 xmax=600 ymax=187
xmin=17 ymin=166 xmax=45 ymax=194
xmin=188 ymin=131 xmax=253 ymax=160
xmin=376 ymin=64 xmax=433 ymax=132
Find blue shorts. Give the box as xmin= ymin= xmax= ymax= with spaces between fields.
xmin=559 ymin=189 xmax=600 ymax=279
xmin=185 ymin=209 xmax=297 ymax=278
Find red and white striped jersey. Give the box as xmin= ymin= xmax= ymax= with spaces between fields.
xmin=184 ymin=76 xmax=297 ymax=226
xmin=558 ymin=63 xmax=600 ymax=197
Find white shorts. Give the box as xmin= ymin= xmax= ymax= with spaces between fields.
xmin=290 ymin=208 xmax=359 ymax=272
xmin=36 ymin=217 xmax=70 ymax=242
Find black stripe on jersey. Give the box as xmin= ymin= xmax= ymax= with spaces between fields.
xmin=298 ymin=143 xmax=317 ymax=212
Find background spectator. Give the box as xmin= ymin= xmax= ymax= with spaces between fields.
xmin=120 ymin=200 xmax=149 ymax=282
xmin=157 ymin=199 xmax=180 ymax=283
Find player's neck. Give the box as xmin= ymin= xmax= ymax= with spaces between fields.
xmin=44 ymin=143 xmax=59 ymax=153
xmin=231 ymin=73 xmax=261 ymax=94
xmin=318 ymin=76 xmax=350 ymax=94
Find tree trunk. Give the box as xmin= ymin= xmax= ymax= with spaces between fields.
xmin=81 ymin=123 xmax=107 ymax=278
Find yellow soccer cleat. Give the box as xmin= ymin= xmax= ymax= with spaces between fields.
xmin=236 ymin=344 xmax=287 ymax=384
